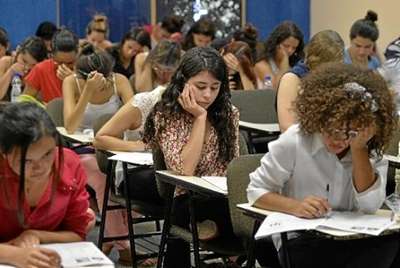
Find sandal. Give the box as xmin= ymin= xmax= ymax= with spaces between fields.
xmin=197 ymin=220 xmax=219 ymax=241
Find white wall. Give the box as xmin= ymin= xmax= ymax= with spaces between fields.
xmin=311 ymin=0 xmax=399 ymax=54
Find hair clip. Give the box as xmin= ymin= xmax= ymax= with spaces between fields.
xmin=343 ymin=82 xmax=379 ymax=112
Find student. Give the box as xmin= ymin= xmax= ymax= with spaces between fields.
xmin=247 ymin=63 xmax=398 ymax=268
xmin=277 ymin=30 xmax=344 ymax=132
xmin=378 ymin=37 xmax=400 ymax=110
xmin=255 ymin=21 xmax=304 ymax=89
xmin=0 ymin=36 xmax=47 ymax=101
xmin=221 ymin=41 xmax=258 ymax=90
xmin=62 ymin=43 xmax=132 ymax=134
xmin=0 ymin=102 xmax=94 ymax=267
xmin=107 ymin=27 xmax=151 ymax=80
xmin=144 ymin=15 xmax=185 ymax=47
xmin=181 ymin=18 xmax=216 ymax=51
xmin=0 ymin=27 xmax=10 ymax=59
xmin=143 ymin=47 xmax=239 ymax=268
xmin=345 ymin=10 xmax=380 ymax=70
xmin=134 ymin=40 xmax=181 ymax=92
xmin=35 ymin=21 xmax=58 ymax=56
xmin=23 ymin=28 xmax=79 ymax=104
xmin=83 ymin=14 xmax=113 ymax=51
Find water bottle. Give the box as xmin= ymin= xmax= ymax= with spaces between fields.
xmin=263 ymin=75 xmax=273 ymax=90
xmin=11 ymin=74 xmax=22 ymax=102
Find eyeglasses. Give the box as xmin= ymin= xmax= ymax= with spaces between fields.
xmin=328 ymin=129 xmax=359 ymax=141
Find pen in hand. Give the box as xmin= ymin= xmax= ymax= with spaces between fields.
xmin=325 ymin=184 xmax=332 ymax=219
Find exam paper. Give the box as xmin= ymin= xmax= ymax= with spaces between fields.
xmin=108 ymin=152 xmax=153 ymax=165
xmin=201 ymin=176 xmax=227 ymax=192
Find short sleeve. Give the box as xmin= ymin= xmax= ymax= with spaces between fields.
xmin=60 ymin=153 xmax=92 ymax=239
xmin=24 ymin=64 xmax=43 ymax=91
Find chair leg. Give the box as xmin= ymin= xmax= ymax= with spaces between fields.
xmin=246 ymin=220 xmax=261 ymax=268
xmin=155 ymin=220 xmax=161 ymax=231
xmin=188 ymin=192 xmax=201 ymax=268
xmin=98 ymin=160 xmax=113 ymax=249
xmin=123 ymin=162 xmax=137 ymax=268
xmin=156 ymin=185 xmax=174 ymax=268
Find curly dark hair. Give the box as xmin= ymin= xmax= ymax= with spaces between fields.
xmin=143 ymin=46 xmax=236 ymax=163
xmin=295 ymin=63 xmax=397 ymax=157
xmin=263 ymin=21 xmax=304 ymax=67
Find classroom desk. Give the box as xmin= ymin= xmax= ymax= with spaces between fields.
xmin=239 ymin=121 xmax=280 ymax=154
xmin=97 ymin=150 xmax=159 ymax=267
xmin=155 ymin=171 xmax=229 ymax=268
xmin=239 ymin=121 xmax=280 ymax=134
xmin=56 ymin=126 xmax=94 ymax=144
xmin=237 ymin=203 xmax=400 ymax=268
xmin=384 ymin=154 xmax=400 ymax=169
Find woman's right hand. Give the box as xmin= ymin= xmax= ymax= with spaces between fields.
xmin=277 ymin=44 xmax=290 ymax=69
xmin=11 ymin=62 xmax=25 ymax=76
xmin=13 ymin=247 xmax=61 ymax=268
xmin=292 ymin=196 xmax=331 ymax=219
xmin=178 ymin=83 xmax=207 ymax=118
xmin=85 ymin=71 xmax=106 ymax=93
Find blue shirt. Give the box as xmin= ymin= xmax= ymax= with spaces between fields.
xmin=344 ymin=49 xmax=381 ymax=70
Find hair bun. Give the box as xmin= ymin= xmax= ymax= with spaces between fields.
xmin=365 ymin=10 xmax=378 ymax=22
xmin=243 ymin=24 xmax=258 ymax=41
xmin=80 ymin=42 xmax=95 ymax=55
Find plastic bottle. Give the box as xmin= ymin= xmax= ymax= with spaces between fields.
xmin=263 ymin=75 xmax=273 ymax=90
xmin=10 ymin=74 xmax=22 ymax=102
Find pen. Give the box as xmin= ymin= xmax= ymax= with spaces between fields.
xmin=325 ymin=184 xmax=332 ymax=219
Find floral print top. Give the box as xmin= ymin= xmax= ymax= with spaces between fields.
xmin=153 ymin=107 xmax=240 ymax=176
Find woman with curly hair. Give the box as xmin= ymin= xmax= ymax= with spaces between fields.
xmin=248 ymin=63 xmax=399 ymax=268
xmin=255 ymin=21 xmax=304 ymax=89
xmin=143 ymin=46 xmax=239 ymax=268
xmin=277 ymin=30 xmax=344 ymax=132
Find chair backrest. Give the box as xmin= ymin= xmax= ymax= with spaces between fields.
xmin=46 ymin=98 xmax=64 ymax=127
xmin=227 ymin=153 xmax=264 ymax=240
xmin=231 ymin=90 xmax=277 ymax=124
xmin=93 ymin=113 xmax=115 ymax=174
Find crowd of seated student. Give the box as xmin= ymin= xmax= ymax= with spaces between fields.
xmin=2 ymin=9 xmax=400 ymax=268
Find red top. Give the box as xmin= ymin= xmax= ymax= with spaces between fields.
xmin=0 ymin=148 xmax=92 ymax=242
xmin=24 ymin=59 xmax=62 ymax=103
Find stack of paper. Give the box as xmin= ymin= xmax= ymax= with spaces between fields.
xmin=255 ymin=211 xmax=395 ymax=240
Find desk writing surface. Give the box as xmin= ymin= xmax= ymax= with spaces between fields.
xmin=237 ymin=203 xmax=400 ymax=238
xmin=156 ymin=170 xmax=227 ymax=196
xmin=384 ymin=154 xmax=400 ymax=165
xmin=239 ymin=121 xmax=280 ymax=133
xmin=57 ymin=127 xmax=94 ymax=144
xmin=108 ymin=151 xmax=153 ymax=165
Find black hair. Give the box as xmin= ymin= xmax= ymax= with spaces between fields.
xmin=182 ymin=18 xmax=216 ymax=51
xmin=121 ymin=27 xmax=151 ymax=49
xmin=52 ymin=28 xmax=79 ymax=54
xmin=160 ymin=15 xmax=185 ymax=34
xmin=18 ymin=36 xmax=48 ymax=62
xmin=232 ymin=24 xmax=258 ymax=62
xmin=262 ymin=21 xmax=304 ymax=67
xmin=0 ymin=102 xmax=63 ymax=226
xmin=0 ymin=27 xmax=9 ymax=51
xmin=76 ymin=43 xmax=115 ymax=79
xmin=350 ymin=10 xmax=379 ymax=42
xmin=144 ymin=46 xmax=236 ymax=163
xmin=35 ymin=21 xmax=58 ymax=41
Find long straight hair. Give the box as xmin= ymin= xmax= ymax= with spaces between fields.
xmin=0 ymin=103 xmax=64 ymax=226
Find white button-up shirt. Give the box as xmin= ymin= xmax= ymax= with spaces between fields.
xmin=247 ymin=124 xmax=387 ymax=214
